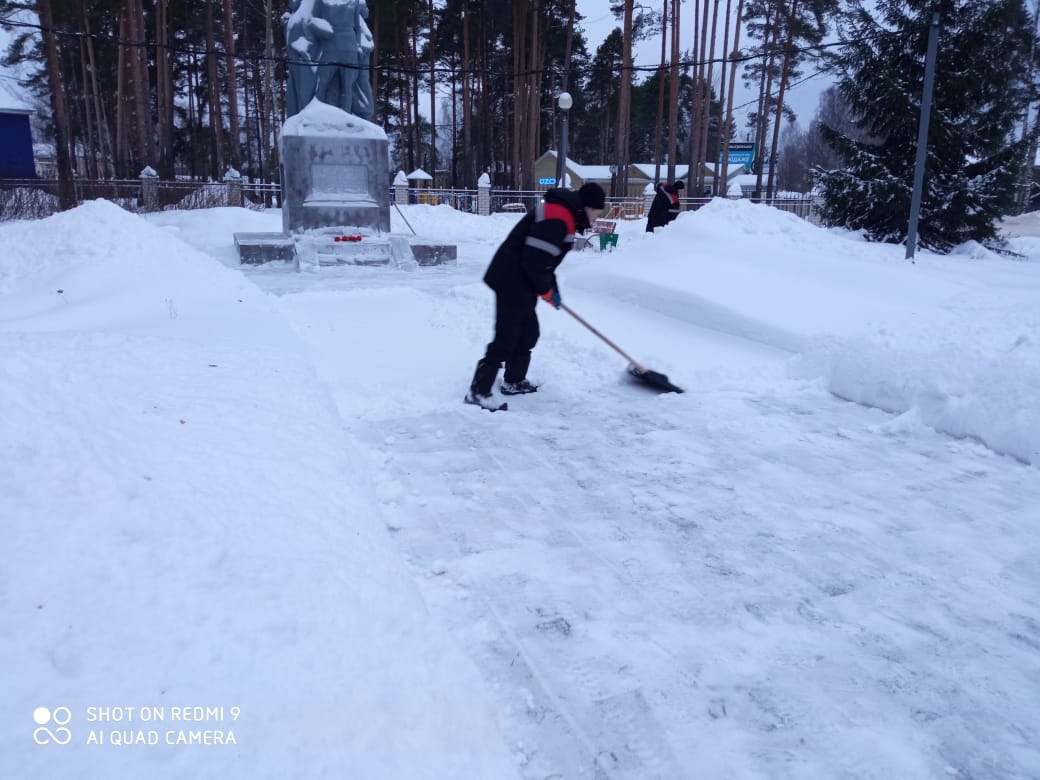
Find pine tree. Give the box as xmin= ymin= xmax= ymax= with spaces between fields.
xmin=817 ymin=0 xmax=1038 ymax=252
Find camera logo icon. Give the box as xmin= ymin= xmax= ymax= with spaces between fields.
xmin=33 ymin=707 xmax=72 ymax=746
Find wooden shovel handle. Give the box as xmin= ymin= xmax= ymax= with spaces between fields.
xmin=558 ymin=303 xmax=646 ymax=373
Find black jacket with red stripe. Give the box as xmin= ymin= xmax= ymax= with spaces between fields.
xmin=483 ymin=188 xmax=591 ymax=297
xmin=646 ymin=183 xmax=681 ymax=231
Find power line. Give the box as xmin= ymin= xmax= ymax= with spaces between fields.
xmin=0 ymin=15 xmax=921 ymax=81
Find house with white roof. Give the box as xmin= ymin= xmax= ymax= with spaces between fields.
xmin=533 ymin=151 xmax=748 ymax=199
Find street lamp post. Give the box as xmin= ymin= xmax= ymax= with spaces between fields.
xmin=556 ymin=92 xmax=573 ymax=188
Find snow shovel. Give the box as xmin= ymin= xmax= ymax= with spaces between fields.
xmin=560 ymin=303 xmax=684 ymax=393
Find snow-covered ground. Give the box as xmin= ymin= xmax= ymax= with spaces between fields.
xmin=2 ymin=198 xmax=1038 ymax=779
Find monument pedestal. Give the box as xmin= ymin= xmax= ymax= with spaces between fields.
xmin=233 ymin=100 xmax=455 ymax=268
xmin=280 ymin=99 xmax=391 ymax=234
xmin=234 ymin=233 xmax=296 ymax=264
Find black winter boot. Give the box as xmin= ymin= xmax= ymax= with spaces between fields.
xmin=469 ymin=359 xmax=500 ymax=397
xmin=500 ymin=379 xmax=538 ymax=395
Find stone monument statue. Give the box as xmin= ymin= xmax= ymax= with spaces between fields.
xmin=282 ymin=0 xmax=372 ymax=119
xmin=352 ymin=5 xmax=375 ymax=121
xmin=284 ymin=0 xmax=320 ymax=118
xmin=313 ymin=0 xmax=364 ymax=116
xmin=285 ymin=0 xmax=372 ymax=120
xmin=233 ymin=0 xmax=455 ymax=267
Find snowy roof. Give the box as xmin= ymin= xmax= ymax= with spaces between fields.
xmin=544 ymin=151 xmax=650 ymax=183
xmin=0 ymin=81 xmax=32 ymax=113
xmin=543 ymin=153 xmax=744 ymax=184
xmin=572 ymin=163 xmax=619 ymax=182
xmin=630 ymin=163 xmax=690 ymax=181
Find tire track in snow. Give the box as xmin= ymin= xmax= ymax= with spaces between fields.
xmin=273 ymin=273 xmax=1040 ymax=780
xmin=358 ymin=408 xmax=691 ymax=778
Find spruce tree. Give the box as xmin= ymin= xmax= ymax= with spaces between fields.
xmin=817 ymin=0 xmax=1038 ymax=252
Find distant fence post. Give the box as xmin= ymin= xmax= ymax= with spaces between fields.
xmin=224 ymin=168 xmax=243 ymax=207
xmin=643 ymin=184 xmax=654 ymax=216
xmin=478 ymin=172 xmax=491 ymax=216
xmin=139 ymin=166 xmax=159 ymax=212
xmin=393 ymin=170 xmax=408 ymax=206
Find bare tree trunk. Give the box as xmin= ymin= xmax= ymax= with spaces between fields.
xmin=1017 ymin=0 xmax=1040 ymax=210
xmin=562 ymin=0 xmax=575 ymax=92
xmin=527 ymin=2 xmax=542 ymax=190
xmin=410 ymin=25 xmax=421 ymax=171
xmin=394 ymin=23 xmax=407 ymax=169
xmin=694 ymin=0 xmax=711 ymax=192
xmin=246 ymin=52 xmax=258 ymax=178
xmin=462 ymin=0 xmax=472 ymax=183
xmin=223 ymin=0 xmax=241 ymax=169
xmin=428 ymin=0 xmax=437 ymax=184
xmin=450 ymin=60 xmax=458 ymax=187
xmin=397 ymin=23 xmax=410 ymax=171
xmin=37 ymin=0 xmax=75 ymax=205
xmin=754 ymin=11 xmax=780 ymax=198
xmin=767 ymin=0 xmax=799 ymax=197
xmin=719 ymin=0 xmax=744 ymax=197
xmin=511 ymin=3 xmax=524 ymax=189
xmin=206 ymin=1 xmax=225 ymax=177
xmin=82 ymin=4 xmax=113 ymax=178
xmin=667 ymin=0 xmax=681 ymax=182
xmin=686 ymin=0 xmax=711 ymax=194
xmin=156 ymin=0 xmax=175 ymax=177
xmin=687 ymin=0 xmax=701 ymax=189
xmin=654 ymin=0 xmax=666 ymax=185
xmin=481 ymin=3 xmax=494 ymax=180
xmin=132 ymin=0 xmax=151 ymax=166
xmin=78 ymin=34 xmax=96 ymax=179
xmin=115 ymin=8 xmax=129 ymax=175
xmin=112 ymin=0 xmax=150 ymax=172
xmin=263 ymin=0 xmax=276 ymax=177
xmin=614 ymin=0 xmax=634 ymax=197
xmin=712 ymin=0 xmax=733 ymax=194
xmin=240 ymin=3 xmax=255 ymax=178
xmin=187 ymin=51 xmax=198 ymax=177
xmin=696 ymin=0 xmax=720 ymax=191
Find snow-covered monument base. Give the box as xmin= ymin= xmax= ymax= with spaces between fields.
xmin=234 ymin=100 xmax=455 ymax=268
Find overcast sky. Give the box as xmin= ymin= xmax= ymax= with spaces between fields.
xmin=574 ymin=0 xmax=832 ymax=134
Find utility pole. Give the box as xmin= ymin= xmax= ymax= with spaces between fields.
xmin=905 ymin=10 xmax=940 ymax=263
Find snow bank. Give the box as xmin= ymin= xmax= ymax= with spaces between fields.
xmin=0 ymin=201 xmax=516 ymax=779
xmin=387 ymin=202 xmax=523 ymax=246
xmin=573 ymin=197 xmax=1040 ymax=464
xmin=146 ymin=206 xmax=283 ymax=269
xmin=791 ymin=313 xmax=1040 ymax=465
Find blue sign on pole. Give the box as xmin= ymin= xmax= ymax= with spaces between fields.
xmin=539 ymin=177 xmax=557 ymax=186
xmin=719 ymin=142 xmax=756 ymax=171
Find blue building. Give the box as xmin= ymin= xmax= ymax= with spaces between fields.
xmin=0 ymin=107 xmax=36 ymax=178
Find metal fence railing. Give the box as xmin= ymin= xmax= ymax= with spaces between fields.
xmin=392 ymin=188 xmax=479 ymax=213
xmin=0 ymin=177 xmax=821 ymax=225
xmin=490 ymin=192 xmax=648 ymax=219
xmin=0 ymin=177 xmax=284 ymax=221
xmin=747 ymin=195 xmax=818 ymax=220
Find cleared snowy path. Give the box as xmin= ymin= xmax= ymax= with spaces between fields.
xmin=250 ymin=258 xmax=1040 ymax=780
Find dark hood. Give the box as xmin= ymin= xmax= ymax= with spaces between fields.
xmin=543 ymin=188 xmax=591 ymax=232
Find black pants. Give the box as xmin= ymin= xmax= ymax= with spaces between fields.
xmin=470 ymin=291 xmax=539 ymax=395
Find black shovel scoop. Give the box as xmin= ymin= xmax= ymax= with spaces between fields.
xmin=560 ymin=303 xmax=684 ymax=394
